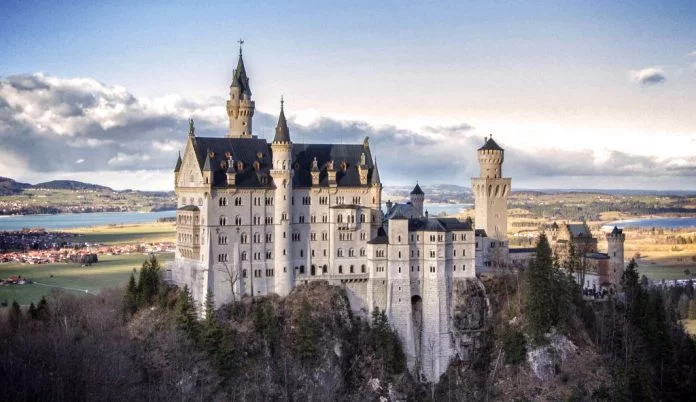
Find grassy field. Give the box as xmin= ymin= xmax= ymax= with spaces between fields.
xmin=70 ymin=222 xmax=176 ymax=244
xmin=0 ymin=252 xmax=173 ymax=305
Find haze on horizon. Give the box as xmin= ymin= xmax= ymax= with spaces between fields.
xmin=1 ymin=0 xmax=695 ymax=191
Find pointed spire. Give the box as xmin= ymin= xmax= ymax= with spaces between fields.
xmin=411 ymin=182 xmax=424 ymax=195
xmin=371 ymin=158 xmax=381 ymax=185
xmin=231 ymin=46 xmax=251 ymax=96
xmin=174 ymin=151 xmax=182 ymax=172
xmin=273 ymin=96 xmax=291 ymax=143
xmin=202 ymin=149 xmax=212 ymax=172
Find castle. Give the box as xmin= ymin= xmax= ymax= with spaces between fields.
xmin=167 ymin=48 xmax=618 ymax=381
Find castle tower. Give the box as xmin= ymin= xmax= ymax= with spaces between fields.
xmin=271 ymin=99 xmax=294 ymax=296
xmin=471 ymin=136 xmax=511 ymax=241
xmin=226 ymin=45 xmax=255 ymax=138
xmin=410 ymin=183 xmax=424 ymax=217
xmin=606 ymin=226 xmax=625 ymax=287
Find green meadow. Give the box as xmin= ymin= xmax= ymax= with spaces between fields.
xmin=0 ymin=252 xmax=174 ymax=305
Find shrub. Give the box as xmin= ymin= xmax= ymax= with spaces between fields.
xmin=502 ymin=327 xmax=527 ymax=364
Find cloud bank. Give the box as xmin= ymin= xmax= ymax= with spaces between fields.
xmin=1 ymin=73 xmax=694 ymax=190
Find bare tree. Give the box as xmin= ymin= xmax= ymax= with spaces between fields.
xmin=217 ymin=261 xmax=240 ymax=303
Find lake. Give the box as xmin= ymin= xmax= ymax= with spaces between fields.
xmin=603 ymin=217 xmax=696 ymax=230
xmin=0 ymin=210 xmax=176 ymax=231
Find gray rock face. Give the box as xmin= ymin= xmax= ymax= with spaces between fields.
xmin=527 ymin=332 xmax=578 ymax=381
xmin=450 ymin=279 xmax=488 ymax=361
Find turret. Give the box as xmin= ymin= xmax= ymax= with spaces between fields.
xmin=606 ymin=226 xmax=626 ymax=287
xmin=270 ymin=98 xmax=293 ymax=296
xmin=410 ymin=183 xmax=424 ymax=217
xmin=226 ymin=45 xmax=255 ymax=138
xmin=477 ymin=135 xmax=504 ymax=178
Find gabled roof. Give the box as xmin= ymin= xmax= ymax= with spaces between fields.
xmin=566 ymin=223 xmax=591 ymax=238
xmin=368 ymin=227 xmax=389 ymax=244
xmin=478 ymin=136 xmax=504 ymax=151
xmin=408 ymin=217 xmax=472 ymax=232
xmin=177 ymin=205 xmax=200 ymax=211
xmin=475 ymin=229 xmax=488 ymax=237
xmin=185 ymin=137 xmax=376 ymax=189
xmin=410 ymin=183 xmax=424 ymax=195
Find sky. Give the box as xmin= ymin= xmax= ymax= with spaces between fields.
xmin=1 ymin=0 xmax=695 ymax=191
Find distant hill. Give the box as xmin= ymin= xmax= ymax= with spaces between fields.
xmin=32 ymin=180 xmax=113 ymax=192
xmin=0 ymin=176 xmax=32 ymax=195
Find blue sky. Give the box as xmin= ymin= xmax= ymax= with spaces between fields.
xmin=1 ymin=1 xmax=695 ymax=190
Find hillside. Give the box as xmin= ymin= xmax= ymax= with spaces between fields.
xmin=32 ymin=180 xmax=113 ymax=192
xmin=0 ymin=177 xmax=31 ymax=196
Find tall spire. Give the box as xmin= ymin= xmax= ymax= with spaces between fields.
xmin=372 ymin=158 xmax=381 ymax=185
xmin=231 ymin=43 xmax=251 ymax=96
xmin=273 ymin=96 xmax=290 ymax=143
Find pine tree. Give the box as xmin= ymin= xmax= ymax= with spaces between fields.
xmin=525 ymin=234 xmax=554 ymax=342
xmin=36 ymin=296 xmax=49 ymax=321
xmin=8 ymin=300 xmax=22 ymax=329
xmin=123 ymin=273 xmax=138 ymax=316
xmin=295 ymin=299 xmax=317 ymax=361
xmin=137 ymin=255 xmax=162 ymax=307
xmin=175 ymin=285 xmax=199 ymax=339
xmin=28 ymin=302 xmax=37 ymax=320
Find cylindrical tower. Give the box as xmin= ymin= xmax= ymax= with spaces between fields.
xmin=271 ymin=100 xmax=294 ymax=295
xmin=471 ymin=135 xmax=511 ymax=242
xmin=478 ymin=147 xmax=504 ymax=178
xmin=606 ymin=226 xmax=625 ymax=287
xmin=226 ymin=49 xmax=255 ymax=138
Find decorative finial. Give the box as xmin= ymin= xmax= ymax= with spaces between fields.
xmin=280 ymin=95 xmax=284 ymax=111
xmin=188 ymin=118 xmax=195 ymax=136
xmin=237 ymin=38 xmax=244 ymax=55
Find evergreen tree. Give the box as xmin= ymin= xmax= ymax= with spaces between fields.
xmin=175 ymin=285 xmax=200 ymax=339
xmin=8 ymin=300 xmax=22 ymax=329
xmin=123 ymin=273 xmax=138 ymax=316
xmin=295 ymin=299 xmax=317 ymax=361
xmin=28 ymin=302 xmax=37 ymax=320
xmin=137 ymin=255 xmax=161 ymax=307
xmin=525 ymin=234 xmax=554 ymax=342
xmin=36 ymin=296 xmax=49 ymax=321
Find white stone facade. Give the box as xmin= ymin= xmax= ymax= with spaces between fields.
xmin=168 ymin=51 xmax=509 ymax=382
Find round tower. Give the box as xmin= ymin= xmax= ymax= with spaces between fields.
xmin=471 ymin=135 xmax=511 ymax=242
xmin=271 ymin=98 xmax=294 ymax=296
xmin=606 ymin=226 xmax=625 ymax=287
xmin=227 ymin=47 xmax=255 ymax=138
xmin=410 ymin=183 xmax=424 ymax=217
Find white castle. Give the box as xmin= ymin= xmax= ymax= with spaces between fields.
xmin=168 ymin=48 xmax=512 ymax=381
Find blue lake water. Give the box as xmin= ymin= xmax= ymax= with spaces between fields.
xmin=0 ymin=210 xmax=176 ymax=231
xmin=603 ymin=217 xmax=696 ymax=230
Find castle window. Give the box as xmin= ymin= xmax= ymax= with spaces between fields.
xmin=235 ymin=216 xmax=242 ymax=225
xmin=430 ymin=251 xmax=435 ymax=258
xmin=311 ymin=232 xmax=316 ymax=241
xmin=323 ymin=265 xmax=328 ymax=273
xmin=218 ymin=235 xmax=228 ymax=245
xmin=360 ymin=213 xmax=366 ymax=223
xmin=292 ymin=233 xmax=300 ymax=241
xmin=322 ymin=215 xmax=328 ymax=223
xmin=311 ymin=265 xmax=316 ymax=275
xmin=253 ymin=233 xmax=260 ymax=243
xmin=266 ymin=251 xmax=272 ymax=259
xmin=360 ymin=232 xmax=366 ymax=240
xmin=219 ymin=197 xmax=227 ymax=206
xmin=453 ymin=265 xmax=456 ymax=271
xmin=243 ymin=269 xmax=247 ymax=278
xmin=300 ymin=249 xmax=304 ymax=257
xmin=350 ymin=265 xmax=354 ymax=273
xmin=219 ymin=216 xmax=227 ymax=226
xmin=241 ymin=251 xmax=248 ymax=261
xmin=337 ymin=248 xmax=343 ymax=257
xmin=311 ymin=249 xmax=315 ymax=257
xmin=361 ymin=264 xmax=366 ymax=273
xmin=349 ymin=248 xmax=355 ymax=257
xmin=266 ymin=233 xmax=272 ymax=242
xmin=322 ymin=232 xmax=328 ymax=241
xmin=323 ymin=249 xmax=327 ymax=257
xmin=240 ymin=233 xmax=248 ymax=243
xmin=398 ymin=267 xmax=401 ymax=273
xmin=462 ymin=249 xmax=466 ymax=256
xmin=300 ymin=265 xmax=305 ymax=274
xmin=338 ymin=265 xmax=343 ymax=274
xmin=253 ymin=215 xmax=261 ymax=225
xmin=265 ymin=217 xmax=273 ymax=224
xmin=360 ymin=248 xmax=366 ymax=257
xmin=338 ymin=214 xmax=343 ymax=224
xmin=311 ymin=215 xmax=316 ymax=223
xmin=234 ymin=197 xmax=242 ymax=206
xmin=398 ymin=251 xmax=401 ymax=258
xmin=299 ymin=215 xmax=305 ymax=223
xmin=453 ymin=250 xmax=456 ymax=257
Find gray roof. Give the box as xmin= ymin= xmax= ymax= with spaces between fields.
xmin=368 ymin=227 xmax=389 ymax=244
xmin=475 ymin=229 xmax=488 ymax=237
xmin=177 ymin=205 xmax=200 ymax=211
xmin=186 ymin=136 xmax=376 ymax=188
xmin=372 ymin=160 xmax=381 ymax=184
xmin=273 ymin=105 xmax=291 ymax=143
xmin=610 ymin=226 xmax=623 ymax=235
xmin=231 ymin=53 xmax=251 ymax=96
xmin=174 ymin=154 xmax=182 ymax=173
xmin=410 ymin=183 xmax=424 ymax=195
xmin=566 ymin=223 xmax=591 ymax=238
xmin=478 ymin=136 xmax=504 ymax=151
xmin=585 ymin=252 xmax=610 ymax=260
xmin=384 ymin=202 xmax=418 ymax=220
xmin=408 ymin=217 xmax=472 ymax=232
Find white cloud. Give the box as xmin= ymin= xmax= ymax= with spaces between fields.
xmin=107 ymin=152 xmax=151 ymax=166
xmin=629 ymin=67 xmax=667 ymax=85
xmin=75 ymin=159 xmax=85 ymax=164
xmin=688 ymin=50 xmax=696 ymax=57
xmin=152 ymin=140 xmax=184 ymax=152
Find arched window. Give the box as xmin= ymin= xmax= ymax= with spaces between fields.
xmin=338 ymin=265 xmax=343 ymax=274
xmin=360 ymin=248 xmax=365 ymax=257
xmin=337 ymin=248 xmax=343 ymax=257
xmin=322 ymin=265 xmax=328 ymax=273
xmin=361 ymin=264 xmax=366 ymax=273
xmin=235 ymin=215 xmax=242 ymax=225
xmin=240 ymin=233 xmax=248 ymax=244
xmin=338 ymin=214 xmax=343 ymax=223
xmin=350 ymin=265 xmax=354 ymax=273
xmin=219 ymin=216 xmax=226 ymax=226
xmin=241 ymin=251 xmax=248 ymax=261
xmin=349 ymin=248 xmax=355 ymax=257
xmin=360 ymin=213 xmax=365 ymax=223
xmin=311 ymin=265 xmax=316 ymax=276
